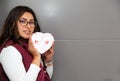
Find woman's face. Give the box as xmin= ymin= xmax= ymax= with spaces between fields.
xmin=17 ymin=12 xmax=36 ymax=39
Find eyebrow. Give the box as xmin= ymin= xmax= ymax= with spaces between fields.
xmin=20 ymin=18 xmax=34 ymax=21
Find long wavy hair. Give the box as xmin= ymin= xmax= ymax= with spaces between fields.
xmin=0 ymin=6 xmax=41 ymax=45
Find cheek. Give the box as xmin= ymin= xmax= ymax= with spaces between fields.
xmin=17 ymin=23 xmax=22 ymax=32
xmin=18 ymin=27 xmax=23 ymax=34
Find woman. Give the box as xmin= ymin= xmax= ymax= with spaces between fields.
xmin=0 ymin=6 xmax=54 ymax=81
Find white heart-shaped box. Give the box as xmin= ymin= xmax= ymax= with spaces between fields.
xmin=32 ymin=32 xmax=54 ymax=54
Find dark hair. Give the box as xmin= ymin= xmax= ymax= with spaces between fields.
xmin=0 ymin=6 xmax=41 ymax=45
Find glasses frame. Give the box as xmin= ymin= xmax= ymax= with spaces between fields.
xmin=18 ymin=18 xmax=37 ymax=28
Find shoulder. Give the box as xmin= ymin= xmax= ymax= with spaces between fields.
xmin=0 ymin=45 xmax=22 ymax=62
xmin=1 ymin=45 xmax=19 ymax=53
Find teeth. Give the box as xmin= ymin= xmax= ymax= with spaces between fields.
xmin=24 ymin=30 xmax=31 ymax=34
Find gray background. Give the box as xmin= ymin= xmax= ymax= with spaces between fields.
xmin=0 ymin=0 xmax=120 ymax=81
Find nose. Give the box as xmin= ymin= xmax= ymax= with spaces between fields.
xmin=26 ymin=23 xmax=31 ymax=28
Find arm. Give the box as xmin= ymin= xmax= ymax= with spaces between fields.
xmin=0 ymin=46 xmax=40 ymax=81
xmin=28 ymin=36 xmax=41 ymax=67
xmin=43 ymin=43 xmax=54 ymax=78
xmin=45 ymin=60 xmax=54 ymax=78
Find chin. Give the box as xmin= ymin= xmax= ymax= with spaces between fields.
xmin=23 ymin=35 xmax=30 ymax=39
xmin=26 ymin=36 xmax=30 ymax=39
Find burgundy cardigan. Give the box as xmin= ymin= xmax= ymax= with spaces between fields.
xmin=0 ymin=40 xmax=50 ymax=81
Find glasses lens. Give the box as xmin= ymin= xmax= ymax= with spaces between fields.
xmin=29 ymin=21 xmax=37 ymax=27
xmin=19 ymin=19 xmax=37 ymax=27
xmin=19 ymin=19 xmax=27 ymax=26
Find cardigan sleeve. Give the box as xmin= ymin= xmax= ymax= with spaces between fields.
xmin=0 ymin=46 xmax=41 ymax=81
xmin=46 ymin=65 xmax=53 ymax=78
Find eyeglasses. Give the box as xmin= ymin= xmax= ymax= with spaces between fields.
xmin=18 ymin=18 xmax=37 ymax=27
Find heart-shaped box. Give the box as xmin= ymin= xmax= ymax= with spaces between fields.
xmin=32 ymin=32 xmax=54 ymax=54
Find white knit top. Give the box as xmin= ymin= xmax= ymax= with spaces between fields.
xmin=0 ymin=46 xmax=53 ymax=81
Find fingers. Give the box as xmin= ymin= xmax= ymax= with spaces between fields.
xmin=43 ymin=42 xmax=55 ymax=62
xmin=44 ymin=53 xmax=53 ymax=62
xmin=28 ymin=36 xmax=33 ymax=51
xmin=28 ymin=35 xmax=33 ymax=46
xmin=28 ymin=36 xmax=40 ymax=55
xmin=49 ymin=42 xmax=55 ymax=53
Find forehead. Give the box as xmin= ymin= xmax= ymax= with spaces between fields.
xmin=20 ymin=12 xmax=34 ymax=20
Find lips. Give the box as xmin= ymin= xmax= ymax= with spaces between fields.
xmin=23 ymin=30 xmax=31 ymax=35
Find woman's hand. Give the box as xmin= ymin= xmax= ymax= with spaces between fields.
xmin=43 ymin=43 xmax=54 ymax=62
xmin=28 ymin=36 xmax=41 ymax=66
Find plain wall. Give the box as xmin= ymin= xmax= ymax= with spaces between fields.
xmin=0 ymin=0 xmax=120 ymax=81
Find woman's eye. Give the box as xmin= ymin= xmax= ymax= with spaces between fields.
xmin=29 ymin=22 xmax=34 ymax=25
xmin=19 ymin=20 xmax=26 ymax=24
